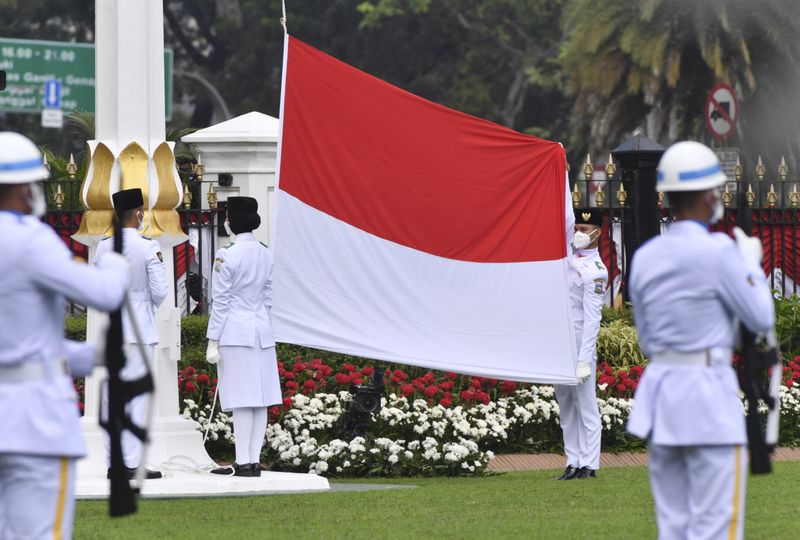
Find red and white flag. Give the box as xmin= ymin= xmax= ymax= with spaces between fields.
xmin=272 ymin=36 xmax=576 ymax=384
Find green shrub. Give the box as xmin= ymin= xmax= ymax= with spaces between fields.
xmin=597 ymin=319 xmax=645 ymax=368
xmin=65 ymin=314 xmax=87 ymax=341
xmin=775 ymin=295 xmax=800 ymax=359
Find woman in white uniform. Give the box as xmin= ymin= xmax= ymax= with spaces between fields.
xmin=206 ymin=197 xmax=281 ymax=477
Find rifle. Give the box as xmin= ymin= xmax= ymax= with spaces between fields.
xmin=735 ymin=197 xmax=781 ymax=475
xmin=99 ymin=223 xmax=156 ymax=516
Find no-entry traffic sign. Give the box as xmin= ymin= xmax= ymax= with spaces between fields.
xmin=706 ymin=82 xmax=738 ymax=141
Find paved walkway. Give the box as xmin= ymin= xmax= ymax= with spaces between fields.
xmin=488 ymin=448 xmax=800 ymax=472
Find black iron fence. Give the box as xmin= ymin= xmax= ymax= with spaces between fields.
xmin=571 ymin=150 xmax=800 ymax=301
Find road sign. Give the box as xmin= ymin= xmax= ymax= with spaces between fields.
xmin=0 ymin=37 xmax=173 ymax=119
xmin=41 ymin=108 xmax=63 ymax=128
xmin=43 ymin=79 xmax=61 ymax=108
xmin=705 ymin=82 xmax=738 ymax=141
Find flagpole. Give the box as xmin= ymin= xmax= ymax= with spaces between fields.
xmin=280 ymin=0 xmax=288 ymax=34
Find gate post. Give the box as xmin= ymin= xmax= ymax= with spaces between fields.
xmin=611 ymin=134 xmax=665 ymax=297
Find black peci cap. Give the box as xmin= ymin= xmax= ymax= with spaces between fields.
xmin=227 ymin=196 xmax=260 ymax=234
xmin=112 ymin=188 xmax=144 ymax=216
xmin=574 ymin=208 xmax=603 ymax=227
xmin=227 ymin=196 xmax=258 ymax=214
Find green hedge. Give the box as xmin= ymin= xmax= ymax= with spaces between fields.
xmin=63 ymin=295 xmax=800 ymax=370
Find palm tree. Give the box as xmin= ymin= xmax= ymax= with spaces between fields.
xmin=561 ymin=0 xmax=800 ymax=167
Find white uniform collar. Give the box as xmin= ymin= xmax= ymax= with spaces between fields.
xmin=235 ymin=232 xmax=256 ymax=242
xmin=576 ymin=247 xmax=598 ymax=257
xmin=669 ymin=220 xmax=710 ymax=235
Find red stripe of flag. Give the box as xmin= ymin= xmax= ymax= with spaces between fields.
xmin=279 ymin=37 xmax=566 ymax=264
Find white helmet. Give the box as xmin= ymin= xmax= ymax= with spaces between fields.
xmin=657 ymin=141 xmax=727 ymax=192
xmin=0 ymin=132 xmax=50 ymax=184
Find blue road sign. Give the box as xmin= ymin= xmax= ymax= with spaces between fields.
xmin=43 ymin=79 xmax=61 ymax=108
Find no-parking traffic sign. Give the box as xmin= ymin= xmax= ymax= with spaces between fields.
xmin=705 ymin=82 xmax=738 ymax=141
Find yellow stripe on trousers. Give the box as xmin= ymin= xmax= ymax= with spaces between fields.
xmin=728 ymin=446 xmax=742 ymax=540
xmin=53 ymin=457 xmax=68 ymax=540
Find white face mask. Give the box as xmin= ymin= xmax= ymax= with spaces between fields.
xmin=572 ymin=230 xmax=597 ymax=250
xmin=27 ymin=182 xmax=47 ymax=218
xmin=224 ymin=220 xmax=234 ymax=238
xmin=709 ymin=191 xmax=724 ymax=224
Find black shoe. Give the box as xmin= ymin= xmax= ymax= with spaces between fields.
xmin=575 ymin=466 xmax=597 ymax=479
xmin=210 ymin=463 xmax=252 ymax=477
xmin=250 ymin=463 xmax=262 ymax=477
xmin=106 ymin=467 xmax=162 ymax=480
xmin=555 ymin=465 xmax=579 ymax=481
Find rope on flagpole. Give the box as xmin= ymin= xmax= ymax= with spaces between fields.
xmin=280 ymin=0 xmax=288 ymax=34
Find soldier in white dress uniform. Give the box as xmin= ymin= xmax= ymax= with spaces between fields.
xmin=628 ymin=141 xmax=775 ymax=540
xmin=553 ymin=208 xmax=607 ymax=480
xmin=206 ymin=197 xmax=281 ymax=477
xmin=96 ymin=188 xmax=168 ymax=480
xmin=0 ymin=132 xmax=130 ymax=540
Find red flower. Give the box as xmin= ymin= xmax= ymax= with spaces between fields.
xmin=393 ymin=369 xmax=408 ymax=381
xmin=485 ymin=378 xmax=498 ymax=388
xmin=400 ymin=384 xmax=415 ymax=397
xmin=460 ymin=390 xmax=474 ymax=401
xmin=439 ymin=381 xmax=455 ymax=391
xmin=282 ymin=397 xmax=293 ymax=408
xmin=292 ymin=362 xmax=307 ymax=372
xmin=424 ymin=385 xmax=439 ymax=398
xmin=470 ymin=378 xmax=483 ymax=389
xmin=283 ymin=371 xmax=295 ymax=380
xmin=351 ymin=377 xmax=364 ymax=385
xmin=197 ymin=374 xmax=211 ymax=385
xmin=500 ymin=380 xmax=517 ymax=394
xmin=446 ymin=372 xmax=457 ymax=380
xmin=342 ymin=363 xmax=357 ymax=372
xmin=321 ymin=366 xmax=333 ymax=376
xmin=615 ymin=384 xmax=627 ymax=394
xmin=185 ymin=366 xmax=196 ymax=375
xmin=618 ymin=370 xmax=629 ymax=380
xmin=361 ymin=366 xmax=374 ymax=376
xmin=285 ymin=380 xmax=299 ymax=390
xmin=476 ymin=391 xmax=491 ymax=404
xmin=440 ymin=397 xmax=452 ymax=408
xmin=412 ymin=378 xmax=426 ymax=390
xmin=185 ymin=381 xmax=197 ymax=393
xmin=302 ymin=380 xmax=317 ymax=393
xmin=335 ymin=373 xmax=351 ymax=385
xmin=310 ymin=358 xmax=323 ymax=368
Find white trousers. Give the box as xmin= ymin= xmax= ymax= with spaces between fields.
xmin=648 ymin=443 xmax=746 ymax=540
xmin=0 ymin=454 xmax=76 ymax=540
xmin=103 ymin=343 xmax=154 ymax=468
xmin=553 ymin=367 xmax=602 ymax=469
xmin=232 ymin=407 xmax=269 ymax=465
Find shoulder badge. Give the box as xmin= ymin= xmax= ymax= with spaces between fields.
xmin=214 ymin=257 xmax=225 ymax=272
xmin=594 ymin=279 xmax=605 ymax=295
xmin=223 ymin=242 xmax=235 ymax=249
xmin=594 ymin=261 xmax=604 ymax=270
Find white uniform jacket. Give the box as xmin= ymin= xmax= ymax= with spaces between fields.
xmin=569 ymin=248 xmax=608 ymax=363
xmin=207 ymin=233 xmax=275 ymax=348
xmin=628 ymin=220 xmax=775 ymax=445
xmin=0 ymin=211 xmax=128 ymax=457
xmin=97 ymin=228 xmax=168 ymax=345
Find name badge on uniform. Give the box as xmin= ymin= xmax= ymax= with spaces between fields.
xmin=214 ymin=257 xmax=224 ymax=272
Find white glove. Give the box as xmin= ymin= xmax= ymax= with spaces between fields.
xmin=206 ymin=340 xmax=220 ymax=364
xmin=576 ymin=362 xmax=592 ymax=384
xmin=733 ymin=226 xmax=763 ymax=266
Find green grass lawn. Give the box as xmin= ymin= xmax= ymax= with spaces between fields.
xmin=75 ymin=463 xmax=800 ymax=539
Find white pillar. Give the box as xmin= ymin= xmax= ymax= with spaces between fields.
xmin=182 ymin=112 xmax=280 ymax=247
xmin=75 ymin=0 xmax=211 ymax=480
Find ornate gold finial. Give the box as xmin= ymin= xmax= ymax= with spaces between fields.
xmin=43 ymin=153 xmax=50 ymax=173
xmin=66 ymin=153 xmax=77 ymax=180
xmin=571 ymin=183 xmax=581 ymax=208
xmin=746 ymin=183 xmax=756 ymax=206
xmin=54 ymin=183 xmax=65 ymax=209
xmin=790 ymin=184 xmax=800 ymax=207
xmin=583 ymin=153 xmax=593 ymax=180
xmin=767 ymin=184 xmax=778 ymax=208
xmin=207 ymin=183 xmax=218 ymax=210
xmin=658 ymin=191 xmax=664 ymax=207
xmin=182 ymin=182 xmax=192 ymax=209
xmin=734 ymin=156 xmax=743 ymax=182
xmin=755 ymin=156 xmax=766 ymax=181
xmin=616 ymin=183 xmax=627 ymax=206
xmin=605 ymin=154 xmax=616 ymax=178
xmin=194 ymin=154 xmax=205 ymax=181
xmin=595 ymin=182 xmax=605 ymax=206
xmin=722 ymin=183 xmax=733 ymax=207
xmin=779 ymin=157 xmax=789 ymax=181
